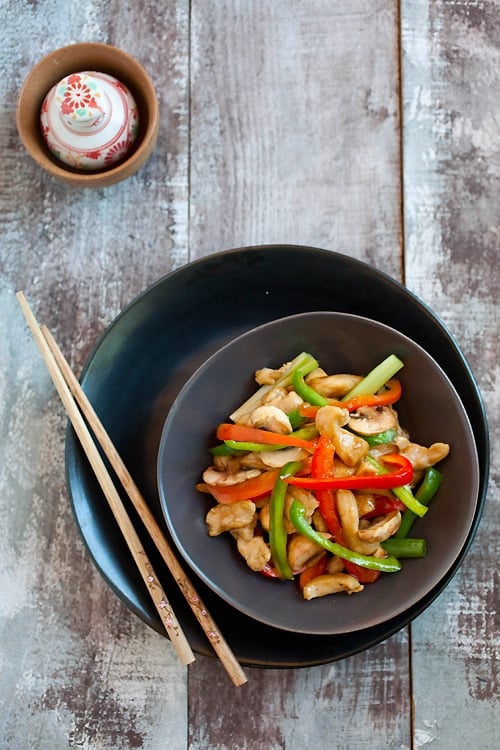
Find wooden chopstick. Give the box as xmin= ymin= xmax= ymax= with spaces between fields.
xmin=17 ymin=292 xmax=248 ymax=686
xmin=17 ymin=292 xmax=194 ymax=665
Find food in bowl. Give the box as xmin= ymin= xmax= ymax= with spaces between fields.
xmin=158 ymin=311 xmax=478 ymax=635
xmin=197 ymin=351 xmax=449 ymax=599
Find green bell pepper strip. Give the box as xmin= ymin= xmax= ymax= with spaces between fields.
xmin=291 ymin=425 xmax=319 ymax=441
xmin=269 ymin=461 xmax=303 ymax=580
xmin=362 ymin=428 xmax=398 ymax=447
xmin=292 ymin=369 xmax=329 ymax=407
xmin=381 ymin=537 xmax=427 ymax=558
xmin=395 ymin=467 xmax=442 ymax=538
xmin=365 ymin=455 xmax=428 ymax=518
xmin=289 ymin=500 xmax=401 ymax=573
xmin=391 ymin=485 xmax=427 ymax=518
xmin=223 ymin=439 xmax=288 ymax=452
xmin=287 ymin=408 xmax=307 ymax=430
xmin=210 ymin=443 xmax=239 ymax=456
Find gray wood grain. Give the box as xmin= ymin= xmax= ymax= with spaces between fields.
xmin=189 ymin=0 xmax=402 ymax=276
xmin=402 ymin=2 xmax=499 ymax=748
xmin=1 ymin=0 xmax=498 ymax=748
xmin=188 ymin=636 xmax=411 ymax=750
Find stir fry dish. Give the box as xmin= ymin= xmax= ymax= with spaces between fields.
xmin=196 ymin=353 xmax=450 ymax=599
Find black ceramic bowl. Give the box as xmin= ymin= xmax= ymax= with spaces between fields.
xmin=65 ymin=245 xmax=489 ymax=665
xmin=157 ymin=312 xmax=479 ymax=635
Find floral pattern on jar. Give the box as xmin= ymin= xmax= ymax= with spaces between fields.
xmin=40 ymin=71 xmax=139 ymax=170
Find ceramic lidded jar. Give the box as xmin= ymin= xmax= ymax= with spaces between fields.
xmin=40 ymin=70 xmax=139 ymax=170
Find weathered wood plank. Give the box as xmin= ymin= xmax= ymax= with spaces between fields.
xmin=402 ymin=2 xmax=500 ymax=747
xmin=189 ymin=637 xmax=411 ymax=750
xmin=189 ymin=0 xmax=402 ymax=278
xmin=187 ymin=3 xmax=408 ymax=748
xmin=0 ymin=1 xmax=191 ymax=747
xmin=4 ymin=1 xmax=497 ymax=748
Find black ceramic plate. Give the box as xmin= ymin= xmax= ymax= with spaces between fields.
xmin=65 ymin=245 xmax=489 ymax=667
xmin=158 ymin=312 xmax=479 ymax=635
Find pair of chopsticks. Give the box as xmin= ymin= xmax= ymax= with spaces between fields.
xmin=17 ymin=291 xmax=247 ymax=687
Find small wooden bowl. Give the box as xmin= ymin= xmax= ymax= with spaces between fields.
xmin=16 ymin=43 xmax=159 ymax=188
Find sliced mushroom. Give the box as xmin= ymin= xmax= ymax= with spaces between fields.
xmin=302 ymin=573 xmax=364 ymax=599
xmin=315 ymin=405 xmax=369 ymax=467
xmin=347 ymin=405 xmax=398 ymax=436
xmin=240 ymin=446 xmax=307 ymax=469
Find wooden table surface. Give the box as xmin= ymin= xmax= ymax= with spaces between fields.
xmin=1 ymin=2 xmax=498 ymax=748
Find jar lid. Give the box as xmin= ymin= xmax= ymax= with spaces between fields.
xmin=40 ymin=71 xmax=139 ymax=170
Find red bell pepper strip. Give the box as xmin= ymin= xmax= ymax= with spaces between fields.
xmin=317 ymin=490 xmax=342 ymax=536
xmin=260 ymin=562 xmax=281 ymax=578
xmin=310 ymin=435 xmax=342 ymax=536
xmin=343 ymin=558 xmax=381 ymax=584
xmin=360 ymin=495 xmax=407 ymax=520
xmin=311 ymin=436 xmax=381 ymax=583
xmin=298 ymin=378 xmax=402 ymax=418
xmin=311 ymin=434 xmax=335 ymax=477
xmin=204 ymin=468 xmax=280 ymax=504
xmin=341 ymin=378 xmax=402 ymax=411
xmin=365 ymin=454 xmax=428 ymax=517
xmin=216 ymin=423 xmax=316 ymax=451
xmin=284 ymin=453 xmax=414 ymax=491
xmin=299 ymin=554 xmax=328 ymax=590
xmin=298 ymin=404 xmax=324 ymax=419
